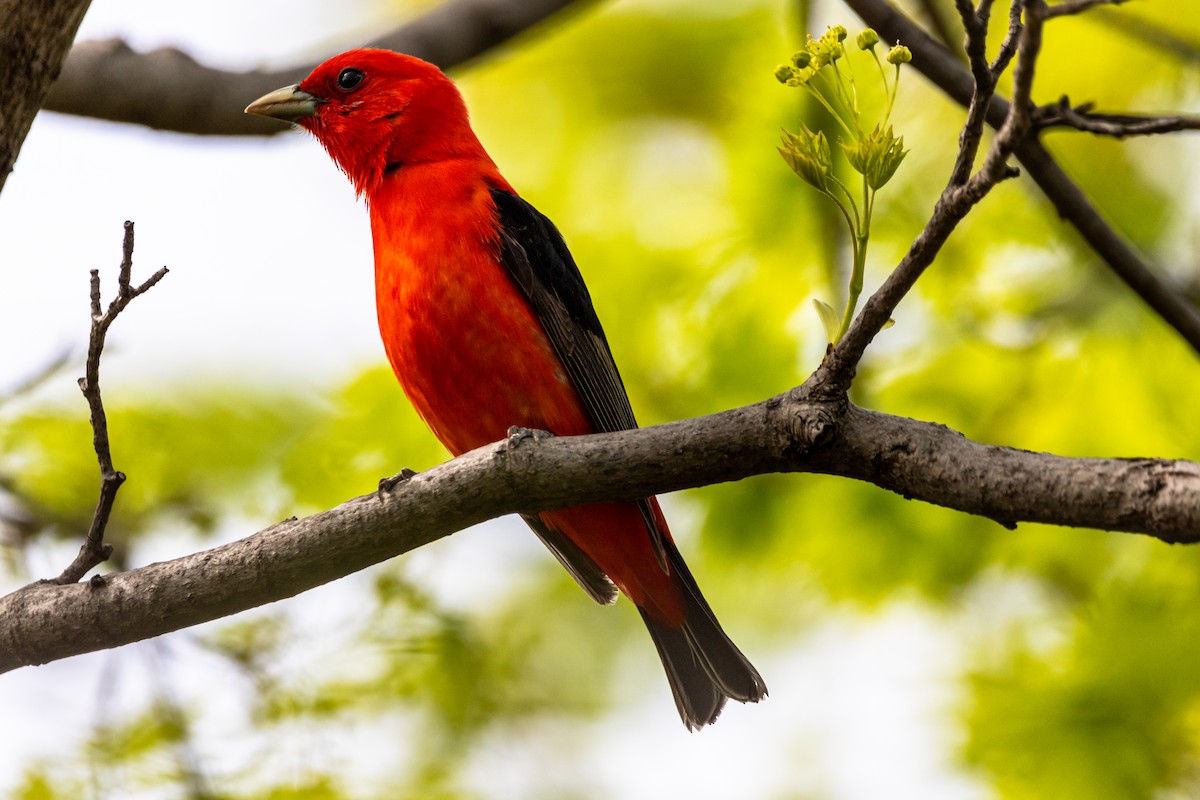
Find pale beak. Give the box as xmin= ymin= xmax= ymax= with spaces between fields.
xmin=244 ymin=85 xmax=323 ymax=122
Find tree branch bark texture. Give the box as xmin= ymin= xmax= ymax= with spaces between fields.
xmin=5 ymin=396 xmax=1198 ymax=674
xmin=0 ymin=0 xmax=92 ymax=194
xmin=41 ymin=0 xmax=592 ymax=136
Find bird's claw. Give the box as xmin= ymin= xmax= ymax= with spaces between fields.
xmin=506 ymin=426 xmax=554 ymax=449
xmin=378 ymin=468 xmax=418 ymax=499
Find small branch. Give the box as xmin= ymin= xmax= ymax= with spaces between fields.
xmin=912 ymin=0 xmax=965 ymax=57
xmin=843 ymin=0 xmax=1200 ymax=357
xmin=4 ymin=394 xmax=1199 ymax=673
xmin=1044 ymin=0 xmax=1128 ymax=20
xmin=965 ymin=0 xmax=1039 ymax=193
xmin=1036 ymin=98 xmax=1200 ymax=137
xmin=53 ymin=221 xmax=168 ymax=584
xmin=989 ymin=0 xmax=1025 ymax=76
xmin=954 ymin=0 xmax=993 ymax=85
xmin=945 ymin=2 xmax=999 ymax=188
xmin=818 ymin=1 xmax=1036 ymax=388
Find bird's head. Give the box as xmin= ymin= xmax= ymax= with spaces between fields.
xmin=246 ymin=49 xmax=488 ymax=197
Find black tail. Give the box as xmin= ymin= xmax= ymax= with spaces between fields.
xmin=639 ymin=541 xmax=767 ymax=730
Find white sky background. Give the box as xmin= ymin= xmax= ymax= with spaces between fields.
xmin=0 ymin=2 xmax=992 ymax=798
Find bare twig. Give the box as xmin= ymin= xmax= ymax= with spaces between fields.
xmin=913 ymin=0 xmax=965 ymax=57
xmin=53 ymin=221 xmax=168 ymax=584
xmin=989 ymin=0 xmax=1025 ymax=75
xmin=971 ymin=0 xmax=1041 ymax=185
xmin=1036 ymin=98 xmax=1200 ymax=137
xmin=842 ymin=0 xmax=1200 ymax=356
xmin=1044 ymin=0 xmax=1129 ymax=20
xmin=946 ymin=0 xmax=1020 ymax=188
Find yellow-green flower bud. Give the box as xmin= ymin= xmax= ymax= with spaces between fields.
xmin=831 ymin=24 xmax=848 ymax=42
xmin=856 ymin=28 xmax=879 ymax=50
xmin=886 ymin=44 xmax=912 ymax=64
xmin=791 ymin=50 xmax=812 ymax=69
xmin=778 ymin=126 xmax=833 ymax=192
xmin=774 ymin=63 xmax=795 ymax=83
xmin=840 ymin=125 xmax=908 ymax=189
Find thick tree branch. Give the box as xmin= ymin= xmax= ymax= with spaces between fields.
xmin=842 ymin=0 xmax=1200 ymax=357
xmin=41 ymin=0 xmax=592 ymax=136
xmin=0 ymin=0 xmax=92 ymax=194
xmin=3 ymin=393 xmax=1197 ymax=674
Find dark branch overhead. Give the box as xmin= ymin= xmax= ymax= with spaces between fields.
xmin=41 ymin=0 xmax=592 ymax=136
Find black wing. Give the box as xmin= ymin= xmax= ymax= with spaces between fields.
xmin=490 ymin=189 xmax=670 ymax=585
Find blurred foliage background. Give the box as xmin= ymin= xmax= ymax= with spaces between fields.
xmin=3 ymin=0 xmax=1200 ymax=797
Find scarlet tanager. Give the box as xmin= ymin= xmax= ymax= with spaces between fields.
xmin=246 ymin=49 xmax=766 ymax=729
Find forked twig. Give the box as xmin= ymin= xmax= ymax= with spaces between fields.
xmin=53 ymin=221 xmax=168 ymax=584
xmin=1036 ymin=97 xmax=1200 ymax=137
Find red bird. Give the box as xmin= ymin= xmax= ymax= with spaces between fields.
xmin=246 ymin=49 xmax=766 ymax=729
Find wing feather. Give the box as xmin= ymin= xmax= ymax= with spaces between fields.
xmin=491 ymin=189 xmax=670 ymax=579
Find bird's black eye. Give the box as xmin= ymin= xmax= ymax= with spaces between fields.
xmin=336 ymin=67 xmax=365 ymax=92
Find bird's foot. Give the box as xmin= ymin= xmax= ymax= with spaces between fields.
xmin=377 ymin=467 xmax=418 ymax=499
xmin=506 ymin=426 xmax=555 ymax=449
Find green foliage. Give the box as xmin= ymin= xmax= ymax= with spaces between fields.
xmin=966 ymin=569 xmax=1200 ymax=798
xmin=7 ymin=0 xmax=1200 ymax=798
xmin=278 ymin=365 xmax=445 ymax=511
xmin=1 ymin=391 xmax=317 ymax=550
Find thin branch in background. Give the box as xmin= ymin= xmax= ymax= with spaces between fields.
xmin=1092 ymin=10 xmax=1200 ymax=65
xmin=1036 ymin=97 xmax=1200 ymax=137
xmin=912 ymin=0 xmax=965 ymax=57
xmin=144 ymin=641 xmax=214 ymax=799
xmin=1044 ymin=0 xmax=1129 ymax=20
xmin=841 ymin=0 xmax=1200 ymax=357
xmin=0 ymin=347 xmax=74 ymax=407
xmin=87 ymin=650 xmax=122 ymax=798
xmin=53 ymin=221 xmax=168 ymax=584
xmin=0 ymin=350 xmax=72 ymax=550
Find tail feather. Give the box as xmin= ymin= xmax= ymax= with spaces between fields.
xmin=639 ymin=541 xmax=767 ymax=730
